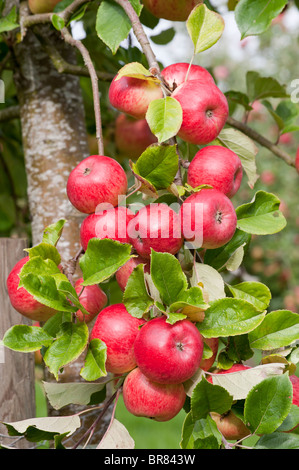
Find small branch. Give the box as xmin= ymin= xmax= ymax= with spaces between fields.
xmin=22 ymin=0 xmax=92 ymax=35
xmin=72 ymin=388 xmax=120 ymax=449
xmin=63 ymin=246 xmax=84 ymax=285
xmin=0 ymin=105 xmax=20 ymax=122
xmin=113 ymin=0 xmax=161 ymax=76
xmin=226 ymin=115 xmax=295 ymax=168
xmin=94 ymin=387 xmax=121 ymax=449
xmin=38 ymin=32 xmax=114 ymax=81
xmin=61 ymin=27 xmax=104 ymax=155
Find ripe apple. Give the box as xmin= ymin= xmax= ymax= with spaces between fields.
xmin=134 ymin=316 xmax=204 ymax=384
xmin=66 ymin=155 xmax=128 ymax=214
xmin=28 ymin=0 xmax=60 ymax=14
xmin=74 ymin=278 xmax=107 ymax=323
xmin=90 ymin=303 xmax=145 ymax=374
xmin=180 ymin=188 xmax=237 ymax=249
xmin=187 ymin=146 xmax=243 ymax=198
xmin=210 ymin=411 xmax=251 ymax=441
xmin=80 ymin=206 xmax=135 ymax=251
xmin=200 ymin=337 xmax=219 ymax=372
xmin=161 ymin=62 xmax=215 ymax=91
xmin=115 ymin=113 xmax=157 ymax=159
xmin=207 ymin=363 xmax=251 ymax=440
xmin=142 ymin=0 xmax=202 ymax=21
xmin=115 ymin=256 xmax=150 ymax=292
xmin=6 ymin=257 xmax=57 ymax=322
xmin=171 ymin=79 xmax=229 ymax=145
xmin=109 ymin=75 xmax=162 ymax=120
xmin=128 ymin=203 xmax=183 ymax=259
xmin=290 ymin=375 xmax=299 ymax=407
xmin=122 ymin=367 xmax=186 ymax=422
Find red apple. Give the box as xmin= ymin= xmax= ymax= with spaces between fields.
xmin=295 ymin=147 xmax=299 ymax=174
xmin=80 ymin=206 xmax=135 ymax=251
xmin=28 ymin=0 xmax=60 ymax=14
xmin=74 ymin=278 xmax=107 ymax=323
xmin=66 ymin=155 xmax=128 ymax=214
xmin=6 ymin=257 xmax=57 ymax=322
xmin=134 ymin=316 xmax=204 ymax=384
xmin=90 ymin=303 xmax=145 ymax=374
xmin=122 ymin=367 xmax=186 ymax=422
xmin=290 ymin=375 xmax=299 ymax=407
xmin=200 ymin=337 xmax=219 ymax=372
xmin=115 ymin=113 xmax=157 ymax=159
xmin=128 ymin=203 xmax=183 ymax=259
xmin=109 ymin=75 xmax=162 ymax=120
xmin=172 ymin=79 xmax=229 ymax=145
xmin=161 ymin=62 xmax=215 ymax=92
xmin=180 ymin=188 xmax=237 ymax=249
xmin=187 ymin=146 xmax=243 ymax=198
xmin=115 ymin=256 xmax=150 ymax=292
xmin=142 ymin=0 xmax=202 ymax=21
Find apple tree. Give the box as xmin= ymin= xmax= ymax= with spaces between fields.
xmin=1 ymin=0 xmax=299 ymax=450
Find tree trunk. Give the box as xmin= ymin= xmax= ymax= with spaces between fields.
xmin=8 ymin=13 xmax=111 ymax=447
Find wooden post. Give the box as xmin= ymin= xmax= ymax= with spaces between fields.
xmin=0 ymin=238 xmax=35 ymax=449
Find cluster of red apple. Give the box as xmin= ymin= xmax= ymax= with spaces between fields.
xmin=90 ymin=304 xmax=215 ymax=421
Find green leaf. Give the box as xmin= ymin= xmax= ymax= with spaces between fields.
xmin=235 ymin=0 xmax=288 ymax=39
xmin=0 ymin=6 xmax=19 ymax=34
xmin=19 ymin=256 xmax=62 ymax=283
xmin=187 ymin=4 xmax=225 ymax=54
xmin=51 ymin=13 xmax=65 ymax=31
xmin=246 ymin=71 xmax=289 ymax=103
xmin=57 ymin=280 xmax=90 ymax=318
xmin=214 ymin=128 xmax=259 ymax=189
xmin=277 ymin=405 xmax=299 ymax=433
xmin=146 ymin=97 xmax=183 ymax=143
xmin=244 ymin=374 xmax=293 ymax=435
xmin=263 ymin=99 xmax=299 ymax=133
xmin=248 ymin=310 xmax=299 ymax=350
xmin=150 ymin=27 xmax=175 ymax=45
xmin=180 ymin=412 xmax=222 ymax=450
xmin=191 ymin=378 xmax=233 ymax=420
xmin=25 ymin=243 xmax=61 ymax=266
xmin=115 ymin=62 xmax=159 ymax=83
xmin=227 ymin=281 xmax=271 ymax=312
xmin=123 ymin=264 xmax=153 ymax=318
xmin=96 ymin=0 xmax=142 ymax=54
xmin=80 ymin=339 xmax=107 ymax=381
xmin=44 ymin=322 xmax=89 ymax=380
xmin=43 ymin=381 xmax=107 ymax=410
xmin=3 ymin=415 xmax=81 ymax=443
xmin=42 ymin=312 xmax=72 ymax=338
xmin=150 ymin=250 xmax=188 ymax=307
xmin=2 ymin=325 xmax=53 ymax=353
xmin=204 ymin=229 xmax=251 ymax=272
xmin=79 ymin=238 xmax=132 ymax=286
xmin=20 ymin=273 xmax=77 ymax=313
xmin=255 ymin=432 xmax=299 ymax=450
xmin=198 ymin=298 xmax=265 ymax=338
xmin=132 ymin=144 xmax=179 ymax=190
xmin=42 ymin=219 xmax=66 ymax=246
xmin=169 ymin=286 xmax=209 ymax=313
xmin=190 ymin=262 xmax=226 ymax=302
xmin=236 ymin=190 xmax=287 ymax=235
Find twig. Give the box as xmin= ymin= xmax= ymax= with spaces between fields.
xmin=22 ymin=0 xmax=92 ymax=34
xmin=226 ymin=115 xmax=295 ymax=168
xmin=92 ymin=387 xmax=121 ymax=449
xmin=61 ymin=27 xmax=104 ymax=155
xmin=0 ymin=105 xmax=20 ymax=122
xmin=72 ymin=388 xmax=120 ymax=449
xmin=63 ymin=246 xmax=84 ymax=285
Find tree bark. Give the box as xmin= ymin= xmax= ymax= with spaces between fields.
xmin=7 ymin=12 xmax=111 ymax=446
